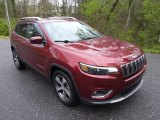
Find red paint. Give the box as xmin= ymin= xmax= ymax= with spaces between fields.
xmin=10 ymin=18 xmax=146 ymax=103
xmin=29 ymin=36 xmax=43 ymax=44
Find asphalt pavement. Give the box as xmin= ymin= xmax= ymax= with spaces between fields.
xmin=0 ymin=39 xmax=160 ymax=120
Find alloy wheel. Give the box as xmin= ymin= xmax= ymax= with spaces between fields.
xmin=55 ymin=75 xmax=71 ymax=102
xmin=13 ymin=51 xmax=20 ymax=68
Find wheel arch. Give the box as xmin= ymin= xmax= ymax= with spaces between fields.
xmin=11 ymin=45 xmax=17 ymax=52
xmin=49 ymin=63 xmax=80 ymax=97
xmin=11 ymin=46 xmax=15 ymax=51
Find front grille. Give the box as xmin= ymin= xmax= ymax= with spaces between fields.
xmin=121 ymin=55 xmax=146 ymax=77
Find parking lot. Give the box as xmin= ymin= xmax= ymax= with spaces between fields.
xmin=0 ymin=39 xmax=160 ymax=120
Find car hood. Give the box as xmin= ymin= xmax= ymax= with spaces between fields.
xmin=55 ymin=36 xmax=143 ymax=66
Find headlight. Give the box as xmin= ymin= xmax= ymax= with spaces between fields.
xmin=79 ymin=63 xmax=118 ymax=75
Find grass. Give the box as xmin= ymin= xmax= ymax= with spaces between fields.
xmin=0 ymin=35 xmax=9 ymax=39
xmin=144 ymin=48 xmax=160 ymax=54
xmin=143 ymin=44 xmax=160 ymax=54
xmin=0 ymin=18 xmax=17 ymax=36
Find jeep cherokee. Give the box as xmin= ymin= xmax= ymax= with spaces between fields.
xmin=10 ymin=17 xmax=147 ymax=106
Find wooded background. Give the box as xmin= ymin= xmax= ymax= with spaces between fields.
xmin=0 ymin=0 xmax=160 ymax=52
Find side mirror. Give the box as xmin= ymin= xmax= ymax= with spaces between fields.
xmin=29 ymin=36 xmax=43 ymax=44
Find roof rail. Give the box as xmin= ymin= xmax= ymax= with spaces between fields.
xmin=21 ymin=17 xmax=42 ymax=21
xmin=48 ymin=17 xmax=77 ymax=20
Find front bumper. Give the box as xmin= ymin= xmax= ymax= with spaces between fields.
xmin=75 ymin=64 xmax=146 ymax=101
xmin=80 ymin=78 xmax=143 ymax=105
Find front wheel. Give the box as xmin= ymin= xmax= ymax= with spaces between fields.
xmin=12 ymin=49 xmax=26 ymax=70
xmin=53 ymin=70 xmax=79 ymax=106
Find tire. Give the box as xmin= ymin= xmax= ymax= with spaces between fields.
xmin=12 ymin=49 xmax=26 ymax=70
xmin=53 ymin=70 xmax=79 ymax=106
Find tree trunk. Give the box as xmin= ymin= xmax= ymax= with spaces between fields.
xmin=106 ymin=0 xmax=119 ymax=21
xmin=33 ymin=0 xmax=36 ymax=16
xmin=126 ymin=0 xmax=135 ymax=29
xmin=23 ymin=0 xmax=27 ymax=17
xmin=4 ymin=0 xmax=11 ymax=34
xmin=21 ymin=0 xmax=28 ymax=17
xmin=11 ymin=0 xmax=17 ymax=17
xmin=62 ymin=0 xmax=67 ymax=15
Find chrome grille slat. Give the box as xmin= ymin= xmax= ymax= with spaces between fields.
xmin=128 ymin=63 xmax=133 ymax=75
xmin=141 ymin=55 xmax=144 ymax=67
xmin=121 ymin=64 xmax=127 ymax=77
xmin=121 ymin=55 xmax=146 ymax=77
xmin=126 ymin=63 xmax=129 ymax=76
xmin=139 ymin=57 xmax=142 ymax=69
xmin=141 ymin=57 xmax=143 ymax=67
xmin=138 ymin=58 xmax=140 ymax=70
xmin=140 ymin=57 xmax=143 ymax=68
xmin=132 ymin=61 xmax=136 ymax=73
xmin=134 ymin=60 xmax=137 ymax=72
xmin=136 ymin=59 xmax=139 ymax=71
xmin=143 ymin=54 xmax=146 ymax=64
xmin=130 ymin=62 xmax=134 ymax=74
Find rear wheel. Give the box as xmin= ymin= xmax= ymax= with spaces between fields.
xmin=12 ymin=49 xmax=26 ymax=70
xmin=53 ymin=70 xmax=79 ymax=106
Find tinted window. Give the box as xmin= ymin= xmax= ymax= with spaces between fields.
xmin=18 ymin=24 xmax=28 ymax=38
xmin=15 ymin=24 xmax=19 ymax=33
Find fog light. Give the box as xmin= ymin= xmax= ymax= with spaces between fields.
xmin=91 ymin=90 xmax=112 ymax=99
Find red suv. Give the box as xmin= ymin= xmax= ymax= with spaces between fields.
xmin=10 ymin=17 xmax=147 ymax=106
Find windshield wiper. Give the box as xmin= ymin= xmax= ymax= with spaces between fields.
xmin=83 ymin=36 xmax=101 ymax=40
xmin=54 ymin=40 xmax=74 ymax=43
xmin=85 ymin=37 xmax=96 ymax=40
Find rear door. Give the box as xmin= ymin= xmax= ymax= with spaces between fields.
xmin=14 ymin=23 xmax=30 ymax=61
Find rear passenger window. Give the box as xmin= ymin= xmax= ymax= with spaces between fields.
xmin=17 ymin=24 xmax=28 ymax=38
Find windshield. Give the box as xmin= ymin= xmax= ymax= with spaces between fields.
xmin=43 ymin=21 xmax=102 ymax=42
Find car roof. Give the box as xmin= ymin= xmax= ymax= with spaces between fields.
xmin=19 ymin=17 xmax=78 ymax=23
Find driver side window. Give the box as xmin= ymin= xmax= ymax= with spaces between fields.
xmin=28 ymin=24 xmax=40 ymax=39
xmin=17 ymin=24 xmax=28 ymax=38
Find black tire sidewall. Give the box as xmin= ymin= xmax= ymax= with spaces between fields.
xmin=12 ymin=50 xmax=25 ymax=70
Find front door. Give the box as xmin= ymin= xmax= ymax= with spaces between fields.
xmin=25 ymin=23 xmax=51 ymax=75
